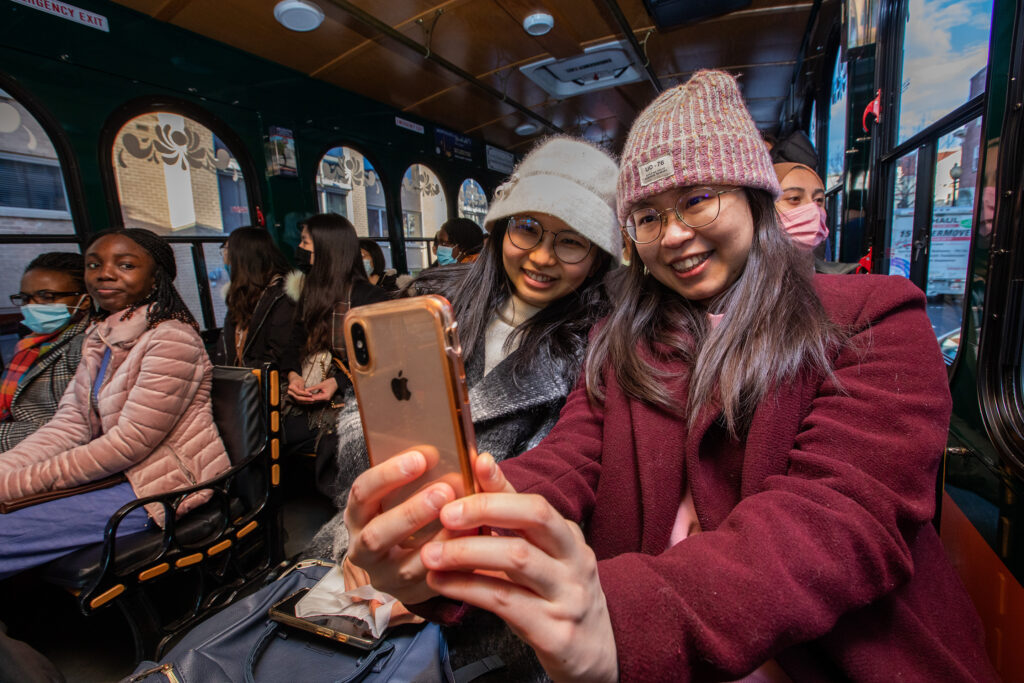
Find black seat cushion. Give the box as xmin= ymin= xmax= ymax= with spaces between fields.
xmin=40 ymin=498 xmax=246 ymax=590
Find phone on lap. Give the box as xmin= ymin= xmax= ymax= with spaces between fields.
xmin=268 ymin=588 xmax=386 ymax=650
xmin=341 ymin=295 xmax=477 ymax=542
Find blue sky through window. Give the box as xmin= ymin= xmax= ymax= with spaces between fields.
xmin=898 ymin=0 xmax=993 ymax=142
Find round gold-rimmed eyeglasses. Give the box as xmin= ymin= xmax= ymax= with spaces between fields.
xmin=623 ymin=187 xmax=742 ymax=244
xmin=506 ymin=216 xmax=593 ymax=264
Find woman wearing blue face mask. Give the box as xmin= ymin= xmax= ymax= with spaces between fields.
xmin=434 ymin=218 xmax=484 ymax=266
xmin=0 ymin=253 xmax=91 ymax=451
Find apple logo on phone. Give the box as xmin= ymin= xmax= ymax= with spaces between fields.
xmin=391 ymin=370 xmax=412 ymax=401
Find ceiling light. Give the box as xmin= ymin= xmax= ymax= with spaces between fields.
xmin=274 ymin=0 xmax=324 ymax=32
xmin=515 ymin=122 xmax=540 ymax=136
xmin=523 ymin=12 xmax=554 ymax=36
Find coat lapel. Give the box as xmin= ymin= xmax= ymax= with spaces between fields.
xmin=11 ymin=320 xmax=86 ymax=401
xmin=631 ymin=352 xmax=695 ymax=554
xmin=467 ymin=349 xmax=572 ymax=425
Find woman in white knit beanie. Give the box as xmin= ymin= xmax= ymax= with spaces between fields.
xmin=319 ymin=135 xmax=621 ymax=681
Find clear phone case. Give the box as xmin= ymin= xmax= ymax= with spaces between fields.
xmin=343 ymin=295 xmax=477 ymax=531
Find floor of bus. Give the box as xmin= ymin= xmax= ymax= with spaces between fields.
xmin=0 ymin=468 xmax=337 ymax=683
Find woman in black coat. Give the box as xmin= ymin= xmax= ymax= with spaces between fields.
xmin=214 ymin=227 xmax=295 ymax=368
xmin=280 ymin=214 xmax=390 ymax=470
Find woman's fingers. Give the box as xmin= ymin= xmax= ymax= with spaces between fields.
xmin=439 ymin=492 xmax=578 ymax=559
xmin=473 ymin=452 xmax=516 ymax=494
xmin=345 ymin=450 xmax=428 ymax=528
xmin=421 ymin=533 xmax=564 ymax=598
xmin=426 ymin=568 xmax=536 ymax=625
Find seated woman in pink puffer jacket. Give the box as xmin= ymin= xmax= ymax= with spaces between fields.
xmin=0 ymin=228 xmax=230 ymax=579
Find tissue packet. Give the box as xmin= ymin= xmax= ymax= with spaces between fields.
xmin=294 ymin=565 xmax=398 ymax=639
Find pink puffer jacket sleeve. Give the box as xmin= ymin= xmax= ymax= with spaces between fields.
xmin=0 ymin=324 xmax=205 ymax=500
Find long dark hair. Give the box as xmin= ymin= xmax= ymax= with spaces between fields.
xmin=299 ymin=213 xmax=366 ymax=357
xmin=86 ymin=228 xmax=199 ymax=331
xmin=586 ymin=189 xmax=843 ymax=436
xmin=225 ymin=227 xmax=289 ymax=329
xmin=25 ymin=252 xmax=86 ymax=292
xmin=412 ymin=222 xmax=613 ymax=385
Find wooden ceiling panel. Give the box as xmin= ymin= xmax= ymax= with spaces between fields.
xmin=114 ymin=0 xmax=172 ymax=16
xmin=317 ymin=41 xmax=463 ymax=111
xmin=542 ymin=0 xmax=621 ymax=44
xmin=406 ymin=83 xmax=517 ymax=134
xmin=110 ymin=0 xmax=813 ymax=153
xmin=406 ymin=2 xmax=552 ymax=81
xmin=162 ymin=0 xmax=369 ymax=76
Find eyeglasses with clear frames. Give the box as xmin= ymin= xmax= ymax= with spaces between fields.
xmin=623 ymin=187 xmax=742 ymax=244
xmin=506 ymin=216 xmax=593 ymax=264
xmin=10 ymin=291 xmax=84 ymax=306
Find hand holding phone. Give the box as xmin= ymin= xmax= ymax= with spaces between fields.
xmin=343 ymin=296 xmax=477 ymax=540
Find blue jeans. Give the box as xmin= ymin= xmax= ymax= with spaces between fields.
xmin=0 ymin=482 xmax=151 ymax=580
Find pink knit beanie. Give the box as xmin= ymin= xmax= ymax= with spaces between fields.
xmin=617 ymin=70 xmax=780 ymax=225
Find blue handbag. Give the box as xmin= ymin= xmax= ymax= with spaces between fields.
xmin=125 ymin=559 xmax=454 ymax=683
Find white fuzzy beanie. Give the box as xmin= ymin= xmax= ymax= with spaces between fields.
xmin=483 ymin=136 xmax=620 ymax=260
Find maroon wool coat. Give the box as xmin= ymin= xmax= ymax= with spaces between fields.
xmin=494 ymin=274 xmax=997 ymax=682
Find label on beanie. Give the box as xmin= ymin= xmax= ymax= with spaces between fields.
xmin=638 ymin=154 xmax=674 ymax=186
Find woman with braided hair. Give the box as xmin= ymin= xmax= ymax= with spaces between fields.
xmin=0 ymin=228 xmax=230 ymax=579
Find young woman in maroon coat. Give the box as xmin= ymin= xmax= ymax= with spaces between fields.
xmin=340 ymin=71 xmax=998 ymax=682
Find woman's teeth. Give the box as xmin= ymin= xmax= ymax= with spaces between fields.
xmin=525 ymin=270 xmax=554 ymax=282
xmin=673 ymin=253 xmax=710 ymax=273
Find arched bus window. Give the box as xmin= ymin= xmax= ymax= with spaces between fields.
xmin=315 ymin=146 xmax=391 ymax=267
xmin=881 ymin=0 xmax=993 ymax=362
xmin=0 ymin=87 xmax=80 ymax=365
xmin=108 ymin=109 xmax=255 ymax=331
xmin=457 ymin=179 xmax=488 ymax=228
xmin=400 ymin=164 xmax=447 ymax=272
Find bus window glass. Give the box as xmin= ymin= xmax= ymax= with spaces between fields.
xmin=112 ymin=112 xmax=250 ymax=236
xmin=170 ymin=243 xmax=204 ymax=328
xmin=315 ymin=146 xmax=387 ymax=238
xmin=928 ymin=118 xmax=981 ymax=360
xmin=202 ymin=242 xmax=228 ymax=328
xmin=826 ymin=50 xmax=847 ymax=191
xmin=0 ymin=89 xmax=73 ymax=236
xmin=888 ymin=149 xmax=919 ymax=279
xmin=897 ymin=0 xmax=993 ymax=144
xmin=0 ymin=241 xmax=80 ymax=366
xmin=457 ymin=179 xmax=487 ymax=227
xmin=401 ymin=164 xmax=447 ymax=272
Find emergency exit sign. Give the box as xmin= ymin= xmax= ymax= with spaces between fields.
xmin=10 ymin=0 xmax=109 ymax=32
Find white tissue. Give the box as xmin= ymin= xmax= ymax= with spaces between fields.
xmin=294 ymin=566 xmax=397 ymax=638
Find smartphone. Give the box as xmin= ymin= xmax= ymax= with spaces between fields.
xmin=268 ymin=588 xmax=385 ymax=650
xmin=342 ymin=295 xmax=477 ymax=539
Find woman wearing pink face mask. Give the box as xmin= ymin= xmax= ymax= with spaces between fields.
xmin=773 ymin=162 xmax=859 ymax=274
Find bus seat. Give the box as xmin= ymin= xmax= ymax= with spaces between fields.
xmin=35 ymin=363 xmax=285 ymax=661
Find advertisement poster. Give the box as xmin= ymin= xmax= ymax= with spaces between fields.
xmin=435 ymin=127 xmax=473 ymax=163
xmin=266 ymin=126 xmax=297 ymax=177
xmin=926 ymin=213 xmax=972 ymax=296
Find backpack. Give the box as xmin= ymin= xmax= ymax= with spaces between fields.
xmin=125 ymin=559 xmax=453 ymax=683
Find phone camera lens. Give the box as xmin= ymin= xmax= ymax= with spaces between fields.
xmin=351 ymin=323 xmax=370 ymax=366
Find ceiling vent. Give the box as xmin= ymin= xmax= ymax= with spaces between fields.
xmin=641 ymin=0 xmax=751 ymax=30
xmin=520 ymin=41 xmax=644 ymax=98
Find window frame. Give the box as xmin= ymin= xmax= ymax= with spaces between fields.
xmin=867 ymin=0 xmax=993 ymax=369
xmin=0 ymin=72 xmax=87 ymax=235
xmin=99 ymin=96 xmax=262 ymax=331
